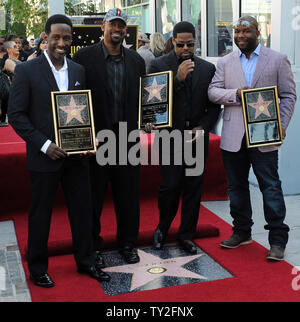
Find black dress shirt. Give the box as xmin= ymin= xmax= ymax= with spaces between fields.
xmin=102 ymin=42 xmax=126 ymax=124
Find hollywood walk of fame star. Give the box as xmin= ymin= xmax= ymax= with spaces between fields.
xmin=102 ymin=249 xmax=207 ymax=291
xmin=59 ymin=96 xmax=86 ymax=125
xmin=144 ymin=77 xmax=167 ymax=102
xmin=248 ymin=93 xmax=273 ymax=119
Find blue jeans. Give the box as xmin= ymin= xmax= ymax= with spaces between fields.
xmin=222 ymin=139 xmax=289 ymax=248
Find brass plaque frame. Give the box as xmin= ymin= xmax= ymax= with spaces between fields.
xmin=138 ymin=71 xmax=173 ymax=130
xmin=241 ymin=86 xmax=283 ymax=148
xmin=51 ymin=90 xmax=96 ymax=154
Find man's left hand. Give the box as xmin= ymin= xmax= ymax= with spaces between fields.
xmin=186 ymin=126 xmax=204 ymax=143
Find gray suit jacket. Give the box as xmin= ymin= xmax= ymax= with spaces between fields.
xmin=208 ymin=46 xmax=297 ymax=152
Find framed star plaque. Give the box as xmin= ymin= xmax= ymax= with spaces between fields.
xmin=51 ymin=90 xmax=97 ymax=154
xmin=241 ymin=86 xmax=283 ymax=148
xmin=138 ymin=71 xmax=173 ymax=130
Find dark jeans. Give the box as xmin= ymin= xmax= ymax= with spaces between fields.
xmin=222 ymin=139 xmax=289 ymax=248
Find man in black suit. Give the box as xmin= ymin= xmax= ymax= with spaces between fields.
xmin=73 ymin=9 xmax=146 ymax=264
xmin=8 ymin=14 xmax=110 ymax=288
xmin=147 ymin=21 xmax=221 ymax=253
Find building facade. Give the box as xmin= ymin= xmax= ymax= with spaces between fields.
xmin=49 ymin=0 xmax=300 ymax=194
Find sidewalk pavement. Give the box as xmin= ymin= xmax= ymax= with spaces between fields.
xmin=0 ymin=184 xmax=299 ymax=302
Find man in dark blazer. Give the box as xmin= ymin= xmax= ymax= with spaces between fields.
xmin=8 ymin=14 xmax=110 ymax=288
xmin=148 ymin=21 xmax=221 ymax=253
xmin=73 ymin=9 xmax=146 ymax=264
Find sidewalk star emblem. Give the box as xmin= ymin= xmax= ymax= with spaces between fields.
xmin=103 ymin=249 xmax=207 ymax=291
xmin=144 ymin=77 xmax=166 ymax=102
xmin=248 ymin=93 xmax=273 ymax=119
xmin=59 ymin=96 xmax=86 ymax=124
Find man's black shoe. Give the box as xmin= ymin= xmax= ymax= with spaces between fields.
xmin=220 ymin=234 xmax=252 ymax=249
xmin=153 ymin=228 xmax=165 ymax=250
xmin=77 ymin=265 xmax=111 ymax=282
xmin=179 ymin=240 xmax=197 ymax=254
xmin=94 ymin=250 xmax=106 ymax=269
xmin=30 ymin=272 xmax=55 ymax=288
xmin=267 ymin=245 xmax=285 ymax=261
xmin=119 ymin=246 xmax=140 ymax=264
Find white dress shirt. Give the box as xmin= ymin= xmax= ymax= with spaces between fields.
xmin=41 ymin=50 xmax=69 ymax=154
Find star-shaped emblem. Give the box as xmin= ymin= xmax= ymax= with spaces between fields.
xmin=122 ymin=39 xmax=132 ymax=49
xmin=103 ymin=249 xmax=207 ymax=291
xmin=248 ymin=93 xmax=273 ymax=119
xmin=144 ymin=77 xmax=166 ymax=102
xmin=59 ymin=96 xmax=86 ymax=125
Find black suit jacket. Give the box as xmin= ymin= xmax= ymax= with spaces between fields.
xmin=73 ymin=41 xmax=146 ymax=134
xmin=8 ymin=54 xmax=86 ymax=172
xmin=148 ymin=51 xmax=220 ymax=132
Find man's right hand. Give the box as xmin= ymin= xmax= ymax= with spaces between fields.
xmin=177 ymin=59 xmax=195 ymax=82
xmin=46 ymin=143 xmax=67 ymax=160
xmin=144 ymin=123 xmax=156 ymax=133
xmin=236 ymin=87 xmax=251 ymax=100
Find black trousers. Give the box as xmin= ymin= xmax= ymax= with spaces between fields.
xmin=0 ymin=97 xmax=8 ymax=122
xmin=89 ymin=156 xmax=140 ymax=250
xmin=27 ymin=157 xmax=94 ymax=276
xmin=157 ymin=134 xmax=209 ymax=240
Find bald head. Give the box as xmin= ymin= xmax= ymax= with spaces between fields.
xmin=234 ymin=16 xmax=259 ymax=31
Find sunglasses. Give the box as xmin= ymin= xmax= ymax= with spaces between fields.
xmin=233 ymin=20 xmax=259 ymax=30
xmin=175 ymin=42 xmax=195 ymax=48
xmin=233 ymin=20 xmax=251 ymax=28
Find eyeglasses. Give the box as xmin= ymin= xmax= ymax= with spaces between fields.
xmin=175 ymin=42 xmax=195 ymax=48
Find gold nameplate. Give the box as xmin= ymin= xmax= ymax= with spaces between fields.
xmin=241 ymin=86 xmax=283 ymax=148
xmin=51 ymin=90 xmax=96 ymax=154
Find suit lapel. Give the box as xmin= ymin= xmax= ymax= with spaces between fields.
xmin=192 ymin=57 xmax=201 ymax=92
xmin=67 ymin=59 xmax=76 ymax=90
xmin=39 ymin=54 xmax=59 ymax=91
xmin=166 ymin=51 xmax=180 ymax=76
xmin=251 ymin=46 xmax=268 ymax=88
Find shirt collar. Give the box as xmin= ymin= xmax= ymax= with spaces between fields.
xmin=239 ymin=43 xmax=261 ymax=57
xmin=101 ymin=41 xmax=124 ymax=60
xmin=44 ymin=50 xmax=68 ymax=71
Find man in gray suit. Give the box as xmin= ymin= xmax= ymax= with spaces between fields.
xmin=208 ymin=16 xmax=297 ymax=261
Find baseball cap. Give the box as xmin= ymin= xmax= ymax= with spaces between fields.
xmin=104 ymin=8 xmax=128 ymax=24
xmin=138 ymin=32 xmax=150 ymax=43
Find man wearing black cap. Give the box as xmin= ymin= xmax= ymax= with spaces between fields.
xmin=147 ymin=21 xmax=220 ymax=253
xmin=73 ymin=9 xmax=146 ymax=264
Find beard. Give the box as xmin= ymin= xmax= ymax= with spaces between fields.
xmin=110 ymin=32 xmax=125 ymax=45
xmin=235 ymin=36 xmax=258 ymax=53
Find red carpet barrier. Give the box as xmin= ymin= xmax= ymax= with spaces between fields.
xmin=0 ymin=126 xmax=227 ymax=215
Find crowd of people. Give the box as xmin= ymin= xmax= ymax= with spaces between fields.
xmin=1 ymin=8 xmax=297 ymax=289
xmin=0 ymin=33 xmax=48 ymax=125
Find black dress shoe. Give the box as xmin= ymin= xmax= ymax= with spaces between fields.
xmin=179 ymin=240 xmax=197 ymax=254
xmin=30 ymin=273 xmax=55 ymax=288
xmin=94 ymin=250 xmax=106 ymax=269
xmin=77 ymin=265 xmax=111 ymax=282
xmin=153 ymin=228 xmax=165 ymax=250
xmin=119 ymin=246 xmax=140 ymax=264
